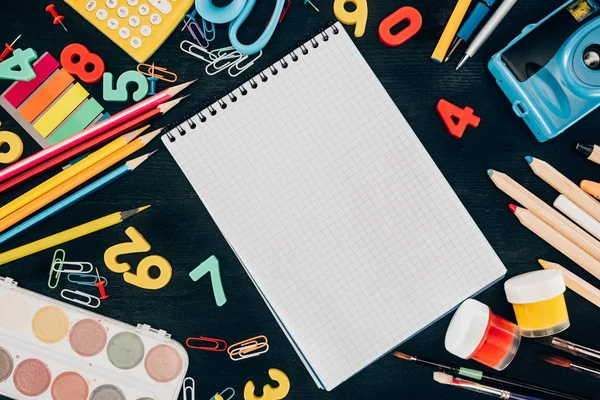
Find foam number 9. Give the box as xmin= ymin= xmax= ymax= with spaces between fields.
xmin=333 ymin=0 xmax=368 ymax=38
xmin=60 ymin=43 xmax=105 ymax=84
xmin=244 ymin=369 xmax=290 ymax=400
xmin=103 ymin=71 xmax=149 ymax=102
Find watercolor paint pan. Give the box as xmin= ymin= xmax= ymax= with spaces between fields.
xmin=0 ymin=276 xmax=188 ymax=400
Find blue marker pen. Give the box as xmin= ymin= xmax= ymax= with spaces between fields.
xmin=446 ymin=0 xmax=497 ymax=61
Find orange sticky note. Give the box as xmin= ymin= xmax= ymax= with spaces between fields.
xmin=19 ymin=69 xmax=74 ymax=123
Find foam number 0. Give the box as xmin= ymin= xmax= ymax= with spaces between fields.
xmin=244 ymin=369 xmax=290 ymax=400
xmin=333 ymin=0 xmax=368 ymax=38
xmin=102 ymin=71 xmax=149 ymax=102
xmin=60 ymin=43 xmax=105 ymax=84
xmin=0 ymin=48 xmax=38 ymax=81
xmin=0 ymin=131 xmax=23 ymax=164
xmin=436 ymin=99 xmax=480 ymax=139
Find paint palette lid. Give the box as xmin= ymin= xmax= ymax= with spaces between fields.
xmin=444 ymin=299 xmax=490 ymax=359
xmin=504 ymin=270 xmax=566 ymax=304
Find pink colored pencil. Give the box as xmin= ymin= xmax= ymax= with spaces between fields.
xmin=0 ymin=80 xmax=195 ymax=186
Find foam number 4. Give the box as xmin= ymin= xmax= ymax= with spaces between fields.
xmin=244 ymin=369 xmax=290 ymax=400
xmin=0 ymin=48 xmax=38 ymax=81
xmin=103 ymin=71 xmax=149 ymax=102
xmin=60 ymin=44 xmax=105 ymax=84
xmin=333 ymin=0 xmax=368 ymax=38
xmin=436 ymin=99 xmax=480 ymax=139
xmin=189 ymin=255 xmax=227 ymax=306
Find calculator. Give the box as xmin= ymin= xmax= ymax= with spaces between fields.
xmin=64 ymin=0 xmax=193 ymax=62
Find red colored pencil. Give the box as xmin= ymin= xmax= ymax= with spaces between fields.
xmin=0 ymin=80 xmax=195 ymax=186
xmin=0 ymin=98 xmax=182 ymax=194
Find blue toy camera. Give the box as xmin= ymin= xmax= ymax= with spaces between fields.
xmin=489 ymin=0 xmax=600 ymax=142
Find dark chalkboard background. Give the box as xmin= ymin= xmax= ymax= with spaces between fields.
xmin=1 ymin=0 xmax=600 ymax=399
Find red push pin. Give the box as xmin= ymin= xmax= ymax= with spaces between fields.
xmin=46 ymin=4 xmax=68 ymax=32
xmin=94 ymin=268 xmax=109 ymax=300
xmin=0 ymin=34 xmax=22 ymax=62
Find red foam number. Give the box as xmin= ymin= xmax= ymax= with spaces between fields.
xmin=379 ymin=7 xmax=422 ymax=47
xmin=437 ymin=99 xmax=480 ymax=139
xmin=60 ymin=43 xmax=105 ymax=84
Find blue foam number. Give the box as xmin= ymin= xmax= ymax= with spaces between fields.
xmin=102 ymin=71 xmax=149 ymax=102
xmin=195 ymin=0 xmax=246 ymax=24
xmin=189 ymin=255 xmax=227 ymax=306
xmin=0 ymin=48 xmax=38 ymax=81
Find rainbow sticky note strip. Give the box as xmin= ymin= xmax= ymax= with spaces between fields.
xmin=0 ymin=52 xmax=106 ymax=148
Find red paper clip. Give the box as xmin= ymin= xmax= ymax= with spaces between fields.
xmin=186 ymin=336 xmax=228 ymax=352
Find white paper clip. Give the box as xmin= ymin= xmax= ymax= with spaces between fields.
xmin=211 ymin=388 xmax=234 ymax=400
xmin=229 ymin=51 xmax=263 ymax=77
xmin=181 ymin=40 xmax=213 ymax=63
xmin=183 ymin=377 xmax=195 ymax=400
xmin=61 ymin=289 xmax=101 ymax=309
xmin=52 ymin=259 xmax=93 ymax=274
xmin=206 ymin=52 xmax=244 ymax=76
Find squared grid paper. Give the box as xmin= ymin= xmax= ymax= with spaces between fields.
xmin=162 ymin=23 xmax=506 ymax=391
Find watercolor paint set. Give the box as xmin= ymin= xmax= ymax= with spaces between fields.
xmin=0 ymin=276 xmax=188 ymax=400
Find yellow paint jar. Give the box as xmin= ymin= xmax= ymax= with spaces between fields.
xmin=504 ymin=270 xmax=569 ymax=338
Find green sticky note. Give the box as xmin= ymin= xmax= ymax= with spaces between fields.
xmin=48 ymin=98 xmax=104 ymax=144
xmin=189 ymin=255 xmax=227 ymax=307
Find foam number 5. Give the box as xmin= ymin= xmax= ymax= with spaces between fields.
xmin=103 ymin=71 xmax=149 ymax=102
xmin=60 ymin=43 xmax=105 ymax=84
xmin=244 ymin=369 xmax=290 ymax=400
xmin=0 ymin=48 xmax=38 ymax=81
xmin=333 ymin=0 xmax=368 ymax=38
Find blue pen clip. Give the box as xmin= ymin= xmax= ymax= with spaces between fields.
xmin=229 ymin=0 xmax=286 ymax=55
xmin=195 ymin=0 xmax=246 ymax=23
xmin=67 ymin=273 xmax=108 ymax=287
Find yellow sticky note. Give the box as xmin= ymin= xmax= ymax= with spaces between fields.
xmin=33 ymin=83 xmax=88 ymax=137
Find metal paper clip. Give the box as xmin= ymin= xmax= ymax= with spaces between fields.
xmin=61 ymin=289 xmax=101 ymax=309
xmin=227 ymin=335 xmax=269 ymax=361
xmin=137 ymin=63 xmax=178 ymax=82
xmin=211 ymin=388 xmax=234 ymax=400
xmin=206 ymin=51 xmax=244 ymax=76
xmin=186 ymin=336 xmax=228 ymax=352
xmin=187 ymin=20 xmax=210 ymax=49
xmin=183 ymin=377 xmax=195 ymax=400
xmin=228 ymin=51 xmax=262 ymax=77
xmin=181 ymin=40 xmax=213 ymax=63
xmin=67 ymin=273 xmax=108 ymax=287
xmin=181 ymin=9 xmax=198 ymax=31
xmin=48 ymin=249 xmax=66 ymax=289
xmin=51 ymin=260 xmax=93 ymax=274
xmin=202 ymin=18 xmax=216 ymax=42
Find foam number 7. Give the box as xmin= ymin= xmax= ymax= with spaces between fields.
xmin=244 ymin=369 xmax=290 ymax=400
xmin=189 ymin=255 xmax=227 ymax=306
xmin=103 ymin=71 xmax=149 ymax=102
xmin=333 ymin=0 xmax=368 ymax=38
xmin=0 ymin=48 xmax=38 ymax=81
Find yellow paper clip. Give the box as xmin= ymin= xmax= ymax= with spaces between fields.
xmin=136 ymin=63 xmax=178 ymax=83
xmin=227 ymin=335 xmax=269 ymax=361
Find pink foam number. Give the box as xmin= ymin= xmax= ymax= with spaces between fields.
xmin=3 ymin=53 xmax=59 ymax=108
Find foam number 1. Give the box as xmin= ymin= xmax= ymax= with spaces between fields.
xmin=0 ymin=48 xmax=38 ymax=81
xmin=60 ymin=43 xmax=105 ymax=84
xmin=103 ymin=71 xmax=149 ymax=102
xmin=333 ymin=0 xmax=368 ymax=38
xmin=244 ymin=369 xmax=290 ymax=400
xmin=189 ymin=255 xmax=227 ymax=306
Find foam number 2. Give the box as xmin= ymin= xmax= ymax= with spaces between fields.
xmin=0 ymin=48 xmax=38 ymax=81
xmin=103 ymin=71 xmax=149 ymax=102
xmin=104 ymin=227 xmax=172 ymax=290
xmin=189 ymin=255 xmax=227 ymax=306
xmin=333 ymin=0 xmax=368 ymax=38
xmin=436 ymin=99 xmax=480 ymax=139
xmin=60 ymin=43 xmax=105 ymax=84
xmin=244 ymin=369 xmax=290 ymax=400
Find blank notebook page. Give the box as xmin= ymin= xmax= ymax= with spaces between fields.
xmin=163 ymin=23 xmax=506 ymax=391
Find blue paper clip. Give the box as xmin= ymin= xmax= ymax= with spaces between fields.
xmin=211 ymin=388 xmax=234 ymax=400
xmin=202 ymin=18 xmax=216 ymax=42
xmin=195 ymin=0 xmax=246 ymax=24
xmin=67 ymin=273 xmax=108 ymax=287
xmin=229 ymin=0 xmax=286 ymax=55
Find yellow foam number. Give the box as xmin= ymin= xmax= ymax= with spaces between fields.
xmin=124 ymin=255 xmax=172 ymax=290
xmin=244 ymin=369 xmax=290 ymax=400
xmin=0 ymin=131 xmax=23 ymax=164
xmin=333 ymin=0 xmax=368 ymax=38
xmin=104 ymin=227 xmax=151 ymax=273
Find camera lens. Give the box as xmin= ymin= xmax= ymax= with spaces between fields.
xmin=583 ymin=45 xmax=600 ymax=70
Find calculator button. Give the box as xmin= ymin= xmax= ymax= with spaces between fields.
xmin=106 ymin=0 xmax=117 ymax=9
xmin=127 ymin=0 xmax=138 ymax=5
xmin=108 ymin=18 xmax=119 ymax=29
xmin=128 ymin=15 xmax=141 ymax=27
xmin=86 ymin=0 xmax=97 ymax=11
xmin=150 ymin=13 xmax=161 ymax=25
xmin=140 ymin=25 xmax=152 ymax=36
xmin=119 ymin=27 xmax=131 ymax=39
xmin=147 ymin=0 xmax=172 ymax=14
xmin=138 ymin=4 xmax=150 ymax=15
xmin=117 ymin=6 xmax=129 ymax=17
xmin=130 ymin=36 xmax=142 ymax=49
xmin=96 ymin=8 xmax=108 ymax=20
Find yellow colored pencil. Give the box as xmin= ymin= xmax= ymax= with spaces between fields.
xmin=431 ymin=0 xmax=472 ymax=63
xmin=0 ymin=126 xmax=149 ymax=221
xmin=0 ymin=206 xmax=150 ymax=266
xmin=0 ymin=129 xmax=161 ymax=233
xmin=539 ymin=259 xmax=600 ymax=309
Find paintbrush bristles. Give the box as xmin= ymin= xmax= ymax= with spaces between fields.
xmin=433 ymin=372 xmax=454 ymax=385
xmin=391 ymin=351 xmax=415 ymax=361
xmin=541 ymin=354 xmax=572 ymax=368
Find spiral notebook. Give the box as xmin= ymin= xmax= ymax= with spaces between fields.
xmin=162 ymin=23 xmax=506 ymax=391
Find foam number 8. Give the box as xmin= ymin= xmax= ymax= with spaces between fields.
xmin=333 ymin=0 xmax=368 ymax=38
xmin=0 ymin=48 xmax=38 ymax=81
xmin=60 ymin=43 xmax=105 ymax=84
xmin=244 ymin=369 xmax=290 ymax=400
xmin=103 ymin=71 xmax=149 ymax=102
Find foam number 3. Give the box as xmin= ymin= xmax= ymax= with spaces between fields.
xmin=103 ymin=71 xmax=149 ymax=102
xmin=0 ymin=48 xmax=38 ymax=81
xmin=60 ymin=43 xmax=105 ymax=84
xmin=189 ymin=255 xmax=227 ymax=306
xmin=333 ymin=0 xmax=368 ymax=38
xmin=244 ymin=369 xmax=290 ymax=400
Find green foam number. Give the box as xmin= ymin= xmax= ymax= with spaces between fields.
xmin=189 ymin=255 xmax=227 ymax=306
xmin=102 ymin=71 xmax=149 ymax=102
xmin=0 ymin=48 xmax=38 ymax=81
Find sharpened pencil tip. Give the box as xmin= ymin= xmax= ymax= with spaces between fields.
xmin=508 ymin=204 xmax=517 ymax=213
xmin=525 ymin=155 xmax=533 ymax=164
xmin=122 ymin=125 xmax=151 ymax=142
xmin=137 ymin=205 xmax=151 ymax=212
xmin=167 ymin=79 xmax=197 ymax=96
xmin=121 ymin=205 xmax=150 ymax=220
xmin=487 ymin=169 xmax=494 ymax=177
xmin=140 ymin=128 xmax=162 ymax=145
xmin=127 ymin=150 xmax=157 ymax=170
xmin=538 ymin=259 xmax=548 ymax=268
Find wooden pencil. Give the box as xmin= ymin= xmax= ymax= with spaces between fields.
xmin=509 ymin=204 xmax=600 ymax=281
xmin=526 ymin=156 xmax=600 ymax=222
xmin=0 ymin=206 xmax=149 ymax=265
xmin=0 ymin=130 xmax=161 ymax=232
xmin=539 ymin=259 xmax=600 ymax=309
xmin=488 ymin=170 xmax=600 ymax=260
xmin=581 ymin=180 xmax=600 ymax=200
xmin=575 ymin=142 xmax=600 ymax=166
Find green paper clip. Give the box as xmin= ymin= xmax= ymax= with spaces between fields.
xmin=48 ymin=249 xmax=66 ymax=289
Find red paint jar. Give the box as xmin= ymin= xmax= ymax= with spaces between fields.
xmin=445 ymin=299 xmax=521 ymax=371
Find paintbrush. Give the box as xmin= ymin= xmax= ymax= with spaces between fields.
xmin=537 ymin=337 xmax=600 ymax=365
xmin=392 ymin=351 xmax=586 ymax=400
xmin=541 ymin=354 xmax=600 ymax=379
xmin=433 ymin=372 xmax=545 ymax=400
